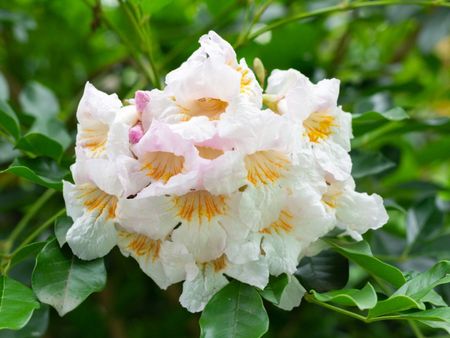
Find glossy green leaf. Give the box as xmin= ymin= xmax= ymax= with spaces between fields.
xmin=19 ymin=82 xmax=59 ymax=119
xmin=352 ymin=107 xmax=409 ymax=124
xmin=351 ymin=150 xmax=395 ymax=178
xmin=0 ymin=100 xmax=20 ymax=140
xmin=32 ymin=238 xmax=107 ymax=316
xmin=1 ymin=304 xmax=49 ymax=338
xmin=259 ymin=274 xmax=289 ymax=305
xmin=54 ymin=216 xmax=72 ymax=247
xmin=422 ymin=290 xmax=448 ymax=307
xmin=2 ymin=157 xmax=67 ymax=190
xmin=394 ymin=260 xmax=450 ymax=300
xmin=312 ymin=283 xmax=377 ymax=311
xmin=200 ymin=281 xmax=269 ymax=338
xmin=0 ymin=276 xmax=40 ymax=330
xmin=16 ymin=119 xmax=71 ymax=161
xmin=326 ymin=239 xmax=406 ymax=288
xmin=389 ymin=308 xmax=450 ymax=334
xmin=368 ymin=295 xmax=424 ymax=318
xmin=260 ymin=274 xmax=305 ymax=311
xmin=296 ymin=249 xmax=349 ymax=292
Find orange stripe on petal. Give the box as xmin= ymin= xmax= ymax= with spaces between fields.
xmin=173 ymin=190 xmax=227 ymax=224
xmin=77 ymin=184 xmax=117 ymax=220
xmin=119 ymin=231 xmax=161 ymax=262
xmin=141 ymin=151 xmax=184 ymax=183
xmin=245 ymin=150 xmax=290 ymax=186
xmin=78 ymin=124 xmax=109 ymax=157
xmin=260 ymin=210 xmax=294 ymax=235
xmin=304 ymin=112 xmax=336 ymax=143
xmin=212 ymin=255 xmax=227 ymax=272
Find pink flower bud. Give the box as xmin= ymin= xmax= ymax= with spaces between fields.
xmin=129 ymin=123 xmax=144 ymax=144
xmin=135 ymin=91 xmax=150 ymax=113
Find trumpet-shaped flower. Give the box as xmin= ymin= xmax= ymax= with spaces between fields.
xmin=63 ymin=31 xmax=389 ymax=313
xmin=266 ymin=69 xmax=353 ymax=181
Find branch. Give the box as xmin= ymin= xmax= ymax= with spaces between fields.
xmin=236 ymin=0 xmax=450 ymax=48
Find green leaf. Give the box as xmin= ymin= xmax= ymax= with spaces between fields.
xmin=19 ymin=82 xmax=59 ymax=119
xmin=1 ymin=304 xmax=49 ymax=338
xmin=199 ymin=281 xmax=269 ymax=338
xmin=54 ymin=216 xmax=72 ymax=247
xmin=389 ymin=308 xmax=450 ymax=334
xmin=2 ymin=157 xmax=67 ymax=190
xmin=368 ymin=294 xmax=424 ymax=318
xmin=394 ymin=260 xmax=450 ymax=301
xmin=422 ymin=290 xmax=448 ymax=307
xmin=259 ymin=274 xmax=289 ymax=305
xmin=32 ymin=238 xmax=107 ymax=316
xmin=406 ymin=197 xmax=444 ymax=253
xmin=368 ymin=261 xmax=450 ymax=317
xmin=352 ymin=107 xmax=409 ymax=123
xmin=0 ymin=100 xmax=21 ymax=140
xmin=311 ymin=283 xmax=377 ymax=311
xmin=0 ymin=276 xmax=40 ymax=330
xmin=326 ymin=239 xmax=406 ymax=288
xmin=0 ymin=72 xmax=9 ymax=101
xmin=10 ymin=241 xmax=47 ymax=268
xmin=16 ymin=119 xmax=71 ymax=161
xmin=351 ymin=150 xmax=395 ymax=178
xmin=295 ymin=249 xmax=349 ymax=292
xmin=260 ymin=274 xmax=306 ymax=311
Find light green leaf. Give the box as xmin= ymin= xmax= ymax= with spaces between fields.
xmin=32 ymin=238 xmax=107 ymax=316
xmin=2 ymin=157 xmax=67 ymax=190
xmin=0 ymin=100 xmax=20 ymax=140
xmin=422 ymin=290 xmax=448 ymax=307
xmin=54 ymin=216 xmax=72 ymax=247
xmin=0 ymin=276 xmax=40 ymax=330
xmin=394 ymin=260 xmax=450 ymax=300
xmin=19 ymin=82 xmax=59 ymax=119
xmin=296 ymin=249 xmax=349 ymax=292
xmin=312 ymin=283 xmax=377 ymax=311
xmin=259 ymin=274 xmax=289 ymax=305
xmin=389 ymin=308 xmax=450 ymax=334
xmin=1 ymin=304 xmax=49 ymax=338
xmin=200 ymin=281 xmax=269 ymax=338
xmin=352 ymin=107 xmax=409 ymax=123
xmin=368 ymin=294 xmax=424 ymax=318
xmin=16 ymin=119 xmax=71 ymax=161
xmin=260 ymin=274 xmax=305 ymax=311
xmin=326 ymin=239 xmax=406 ymax=288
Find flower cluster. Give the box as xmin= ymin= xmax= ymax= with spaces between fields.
xmin=63 ymin=31 xmax=388 ymax=312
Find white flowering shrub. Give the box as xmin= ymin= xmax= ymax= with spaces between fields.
xmin=63 ymin=32 xmax=389 ymax=313
xmin=1 ymin=2 xmax=450 ymax=337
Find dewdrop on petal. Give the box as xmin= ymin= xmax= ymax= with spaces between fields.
xmin=63 ymin=31 xmax=389 ymax=313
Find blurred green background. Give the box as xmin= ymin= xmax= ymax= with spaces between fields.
xmin=1 ymin=0 xmax=449 ymax=337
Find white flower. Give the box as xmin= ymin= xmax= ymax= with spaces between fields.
xmin=322 ymin=177 xmax=388 ymax=240
xmin=63 ymin=31 xmax=389 ymax=313
xmin=76 ymin=82 xmax=138 ymax=159
xmin=266 ymin=69 xmax=353 ymax=181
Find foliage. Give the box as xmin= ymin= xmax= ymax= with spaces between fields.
xmin=1 ymin=0 xmax=450 ymax=337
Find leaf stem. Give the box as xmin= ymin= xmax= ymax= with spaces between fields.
xmin=235 ymin=0 xmax=274 ymax=48
xmin=11 ymin=208 xmax=66 ymax=258
xmin=6 ymin=189 xmax=56 ymax=249
xmin=237 ymin=0 xmax=450 ymax=48
xmin=304 ymin=293 xmax=368 ymax=322
xmin=408 ymin=320 xmax=426 ymax=338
